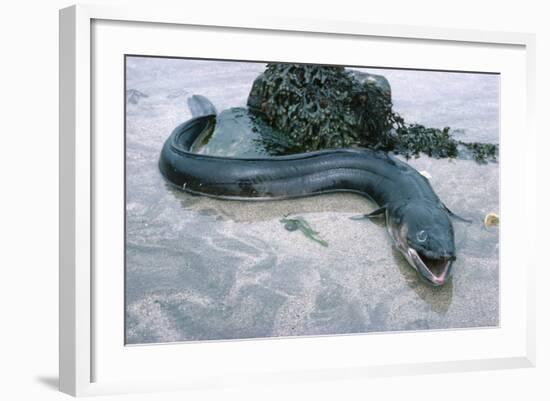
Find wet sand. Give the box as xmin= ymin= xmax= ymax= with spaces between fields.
xmin=125 ymin=58 xmax=499 ymax=344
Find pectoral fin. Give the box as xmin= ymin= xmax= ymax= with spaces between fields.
xmin=350 ymin=206 xmax=387 ymax=220
xmin=443 ymin=204 xmax=472 ymax=223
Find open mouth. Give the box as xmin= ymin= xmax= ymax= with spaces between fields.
xmin=407 ymin=248 xmax=452 ymax=286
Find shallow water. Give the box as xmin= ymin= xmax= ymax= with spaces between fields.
xmin=125 ymin=57 xmax=499 ymax=344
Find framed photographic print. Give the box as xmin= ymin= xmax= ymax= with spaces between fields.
xmin=59 ymin=4 xmax=536 ymax=396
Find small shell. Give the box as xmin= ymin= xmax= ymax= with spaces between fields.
xmin=484 ymin=212 xmax=499 ymax=227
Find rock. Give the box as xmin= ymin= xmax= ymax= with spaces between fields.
xmin=246 ymin=64 xmax=395 ymax=152
xmin=349 ymin=69 xmax=392 ymax=97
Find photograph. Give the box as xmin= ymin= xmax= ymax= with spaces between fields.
xmin=124 ymin=56 xmax=500 ymax=345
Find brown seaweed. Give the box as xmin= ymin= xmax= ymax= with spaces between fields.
xmin=247 ymin=63 xmax=498 ymax=163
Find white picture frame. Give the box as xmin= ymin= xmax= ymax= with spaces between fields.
xmin=59 ymin=4 xmax=536 ymax=397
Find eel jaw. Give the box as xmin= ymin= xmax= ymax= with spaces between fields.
xmin=407 ymin=248 xmax=453 ymax=286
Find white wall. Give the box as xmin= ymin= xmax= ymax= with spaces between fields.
xmin=0 ymin=0 xmax=547 ymax=399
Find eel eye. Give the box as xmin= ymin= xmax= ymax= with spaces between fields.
xmin=416 ymin=230 xmax=428 ymax=243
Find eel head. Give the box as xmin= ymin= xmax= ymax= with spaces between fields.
xmin=386 ymin=200 xmax=456 ymax=286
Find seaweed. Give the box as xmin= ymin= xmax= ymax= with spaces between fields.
xmin=247 ymin=64 xmax=396 ymax=151
xmin=458 ymin=141 xmax=499 ymax=163
xmin=280 ymin=216 xmax=328 ymax=247
xmin=247 ymin=63 xmax=498 ymax=163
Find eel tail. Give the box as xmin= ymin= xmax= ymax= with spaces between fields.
xmin=187 ymin=94 xmax=218 ymax=118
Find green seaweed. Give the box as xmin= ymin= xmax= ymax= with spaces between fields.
xmin=280 ymin=216 xmax=328 ymax=247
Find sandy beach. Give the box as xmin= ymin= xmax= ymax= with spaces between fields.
xmin=124 ymin=57 xmax=499 ymax=344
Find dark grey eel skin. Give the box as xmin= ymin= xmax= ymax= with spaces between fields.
xmin=159 ymin=114 xmax=461 ymax=286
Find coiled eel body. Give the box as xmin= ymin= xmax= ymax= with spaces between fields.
xmin=159 ymin=114 xmax=458 ymax=286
